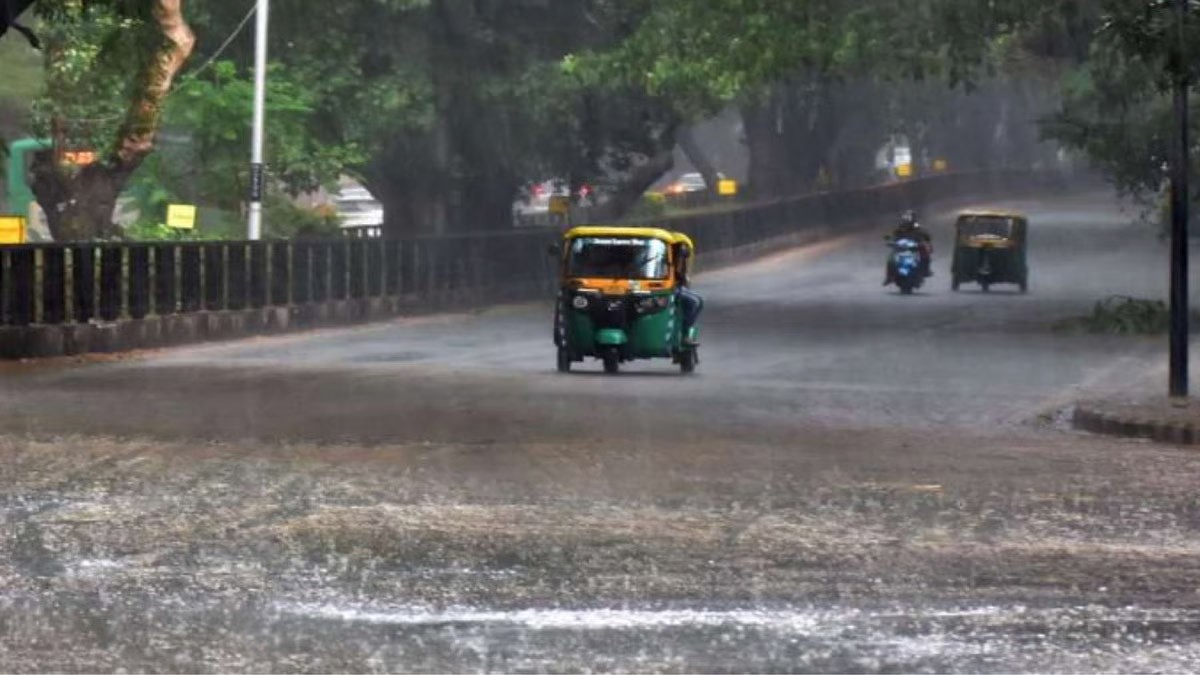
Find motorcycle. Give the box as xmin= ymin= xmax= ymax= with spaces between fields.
xmin=886 ymin=236 xmax=925 ymax=295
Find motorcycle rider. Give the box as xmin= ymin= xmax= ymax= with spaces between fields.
xmin=884 ymin=210 xmax=933 ymax=286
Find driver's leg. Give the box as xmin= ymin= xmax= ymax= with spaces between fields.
xmin=680 ymin=289 xmax=703 ymax=342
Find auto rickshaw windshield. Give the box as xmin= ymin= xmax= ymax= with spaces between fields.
xmin=959 ymin=216 xmax=1015 ymax=238
xmin=567 ymin=237 xmax=671 ymax=279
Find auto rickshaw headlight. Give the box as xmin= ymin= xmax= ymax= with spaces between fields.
xmin=572 ymin=295 xmax=590 ymax=310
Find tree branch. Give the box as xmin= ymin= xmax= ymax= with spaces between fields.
xmin=111 ymin=0 xmax=195 ymax=169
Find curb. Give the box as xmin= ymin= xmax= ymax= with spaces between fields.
xmin=1072 ymin=405 xmax=1200 ymax=446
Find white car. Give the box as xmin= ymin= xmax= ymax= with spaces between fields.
xmin=334 ymin=188 xmax=384 ymax=228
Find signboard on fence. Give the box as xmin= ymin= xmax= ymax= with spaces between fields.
xmin=166 ymin=204 xmax=197 ymax=230
xmin=718 ymin=179 xmax=739 ymax=196
xmin=895 ymin=163 xmax=913 ymax=178
xmin=0 ymin=216 xmax=27 ymax=244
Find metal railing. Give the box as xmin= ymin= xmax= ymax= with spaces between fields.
xmin=0 ymin=234 xmax=559 ymax=327
xmin=0 ymin=169 xmax=1064 ymax=329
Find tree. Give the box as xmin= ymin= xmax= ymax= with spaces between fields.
xmin=178 ymin=0 xmax=685 ymax=235
xmin=567 ymin=0 xmax=1068 ymax=196
xmin=28 ymin=0 xmax=194 ymax=241
xmin=1042 ymin=1 xmax=1200 ymax=216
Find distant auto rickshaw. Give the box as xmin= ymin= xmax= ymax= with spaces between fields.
xmin=951 ymin=210 xmax=1029 ymax=293
xmin=552 ymin=226 xmax=699 ymax=374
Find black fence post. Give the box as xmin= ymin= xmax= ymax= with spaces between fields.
xmin=367 ymin=240 xmax=385 ymax=298
xmin=312 ymin=243 xmax=330 ymax=302
xmin=349 ymin=240 xmax=366 ymax=299
xmin=384 ymin=240 xmax=401 ymax=296
xmin=8 ymin=248 xmax=35 ymax=326
xmin=72 ymin=245 xmax=97 ymax=323
xmin=42 ymin=247 xmax=67 ymax=325
xmin=292 ymin=242 xmax=312 ymax=304
xmin=99 ymin=246 xmax=123 ymax=321
xmin=227 ymin=242 xmax=248 ymax=311
xmin=0 ymin=249 xmax=5 ymax=324
xmin=401 ymin=239 xmax=418 ymax=295
xmin=204 ymin=243 xmax=225 ymax=311
xmin=128 ymin=245 xmax=151 ymax=320
xmin=270 ymin=241 xmax=290 ymax=306
xmin=331 ymin=241 xmax=349 ymax=300
xmin=180 ymin=244 xmax=201 ymax=313
xmin=249 ymin=242 xmax=269 ymax=308
xmin=155 ymin=244 xmax=178 ymax=315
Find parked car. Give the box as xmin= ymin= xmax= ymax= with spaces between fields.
xmin=334 ymin=187 xmax=384 ymax=229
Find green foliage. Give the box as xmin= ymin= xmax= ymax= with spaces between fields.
xmin=1055 ymin=296 xmax=1200 ymax=335
xmin=30 ymin=1 xmax=158 ymax=157
xmin=566 ymin=0 xmax=1072 ymax=116
xmin=165 ymin=60 xmax=363 ymax=206
xmin=263 ymin=193 xmax=341 ymax=239
xmin=1040 ymin=1 xmax=1200 ymax=212
xmin=180 ymin=0 xmax=685 ymax=233
xmin=116 ymin=59 xmax=361 ymax=241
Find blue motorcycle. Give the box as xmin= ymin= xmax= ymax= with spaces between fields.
xmin=886 ymin=237 xmax=925 ymax=295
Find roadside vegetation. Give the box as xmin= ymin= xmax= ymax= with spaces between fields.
xmin=1055 ymin=296 xmax=1200 ymax=335
xmin=0 ymin=1 xmax=1196 ymax=241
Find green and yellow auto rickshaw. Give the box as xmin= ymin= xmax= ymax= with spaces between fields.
xmin=552 ymin=226 xmax=699 ymax=374
xmin=951 ymin=210 xmax=1029 ymax=293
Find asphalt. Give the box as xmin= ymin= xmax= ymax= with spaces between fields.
xmin=2 ymin=191 xmax=1200 ymax=672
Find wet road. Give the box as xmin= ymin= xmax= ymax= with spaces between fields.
xmin=3 ymin=191 xmax=1200 ymax=672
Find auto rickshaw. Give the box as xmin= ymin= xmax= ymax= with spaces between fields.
xmin=950 ymin=210 xmax=1029 ymax=293
xmin=552 ymin=226 xmax=699 ymax=374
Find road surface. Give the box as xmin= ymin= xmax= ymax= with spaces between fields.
xmin=2 ymin=191 xmax=1200 ymax=672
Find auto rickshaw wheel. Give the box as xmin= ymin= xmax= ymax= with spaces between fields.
xmin=602 ymin=350 xmax=620 ymax=374
xmin=556 ymin=347 xmax=571 ymax=373
xmin=981 ymin=282 xmax=991 ymax=293
xmin=1019 ymin=278 xmax=1028 ymax=294
xmin=951 ymin=278 xmax=960 ymax=291
xmin=679 ymin=348 xmax=697 ymax=374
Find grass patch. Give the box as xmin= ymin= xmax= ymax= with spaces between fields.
xmin=1054 ymin=295 xmax=1200 ymax=335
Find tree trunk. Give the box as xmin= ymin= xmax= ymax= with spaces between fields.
xmin=676 ymin=124 xmax=720 ymax=195
xmin=741 ymin=93 xmax=788 ymax=198
xmin=31 ymin=158 xmax=128 ymax=241
xmin=33 ymin=0 xmax=194 ymax=241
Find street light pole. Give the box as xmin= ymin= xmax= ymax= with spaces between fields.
xmin=1170 ymin=0 xmax=1191 ymax=398
xmin=247 ymin=0 xmax=269 ymax=241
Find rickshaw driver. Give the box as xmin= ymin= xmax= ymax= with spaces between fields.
xmin=884 ymin=209 xmax=933 ymax=285
xmin=673 ymin=242 xmax=703 ymax=345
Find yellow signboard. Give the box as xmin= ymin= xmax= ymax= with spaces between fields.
xmin=718 ymin=179 xmax=739 ymax=196
xmin=166 ymin=204 xmax=197 ymax=230
xmin=896 ymin=163 xmax=913 ymax=178
xmin=548 ymin=195 xmax=571 ymax=216
xmin=932 ymin=159 xmax=949 ymax=173
xmin=0 ymin=216 xmax=27 ymax=244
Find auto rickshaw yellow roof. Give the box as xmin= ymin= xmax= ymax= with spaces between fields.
xmin=564 ymin=225 xmax=683 ymax=244
xmin=671 ymin=232 xmax=695 ymax=250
